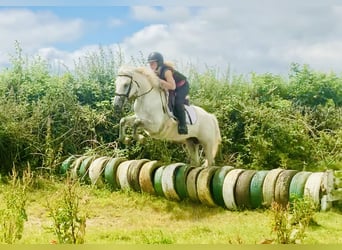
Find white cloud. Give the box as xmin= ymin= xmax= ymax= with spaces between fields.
xmin=131 ymin=6 xmax=192 ymax=23
xmin=36 ymin=45 xmax=103 ymax=71
xmin=282 ymin=42 xmax=342 ymax=70
xmin=0 ymin=8 xmax=85 ymax=65
xmin=119 ymin=4 xmax=342 ymax=75
xmin=2 ymin=3 xmax=342 ymax=76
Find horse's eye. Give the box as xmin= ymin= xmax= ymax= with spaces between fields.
xmin=124 ymin=82 xmax=130 ymax=89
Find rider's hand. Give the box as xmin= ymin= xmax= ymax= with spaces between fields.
xmin=159 ymin=79 xmax=164 ymax=89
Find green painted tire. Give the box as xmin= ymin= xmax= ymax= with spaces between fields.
xmin=222 ymin=169 xmax=245 ymax=210
xmin=162 ymin=163 xmax=185 ymax=201
xmin=127 ymin=159 xmax=149 ymax=192
xmin=139 ymin=160 xmax=162 ymax=195
xmin=274 ymin=170 xmax=298 ymax=206
xmin=197 ymin=167 xmax=220 ymax=207
xmin=262 ymin=168 xmax=284 ymax=207
xmin=60 ymin=155 xmax=76 ymax=174
xmin=104 ymin=157 xmax=126 ymax=190
xmin=289 ymin=171 xmax=312 ymax=202
xmin=186 ymin=167 xmax=205 ymax=202
xmin=88 ymin=156 xmax=110 ymax=187
xmin=211 ymin=166 xmax=234 ymax=207
xmin=174 ymin=165 xmax=194 ymax=200
xmin=304 ymin=172 xmax=324 ymax=206
xmin=235 ymin=170 xmax=257 ymax=209
xmin=249 ymin=170 xmax=269 ymax=209
xmin=153 ymin=166 xmax=165 ymax=197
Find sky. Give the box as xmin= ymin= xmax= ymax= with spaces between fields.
xmin=1 ymin=0 xmax=342 ymax=76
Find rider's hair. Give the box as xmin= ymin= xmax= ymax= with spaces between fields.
xmin=164 ymin=61 xmax=175 ymax=71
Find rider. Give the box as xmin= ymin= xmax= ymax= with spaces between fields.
xmin=147 ymin=51 xmax=189 ymax=135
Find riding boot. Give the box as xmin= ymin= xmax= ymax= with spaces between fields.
xmin=174 ymin=105 xmax=188 ymax=135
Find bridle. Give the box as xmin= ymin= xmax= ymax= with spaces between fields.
xmin=114 ymin=74 xmax=153 ymax=99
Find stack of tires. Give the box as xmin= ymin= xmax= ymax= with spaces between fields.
xmin=61 ymin=156 xmax=330 ymax=210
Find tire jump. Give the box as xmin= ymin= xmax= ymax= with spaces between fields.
xmin=61 ymin=155 xmax=342 ymax=211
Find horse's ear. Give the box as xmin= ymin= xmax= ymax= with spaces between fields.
xmin=117 ymin=66 xmax=134 ymax=79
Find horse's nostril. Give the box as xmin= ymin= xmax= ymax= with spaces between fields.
xmin=114 ymin=104 xmax=122 ymax=113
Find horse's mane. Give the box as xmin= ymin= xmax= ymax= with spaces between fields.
xmin=118 ymin=65 xmax=160 ymax=88
xmin=134 ymin=67 xmax=160 ymax=88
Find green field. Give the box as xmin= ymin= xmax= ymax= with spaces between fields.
xmin=0 ymin=177 xmax=339 ymax=244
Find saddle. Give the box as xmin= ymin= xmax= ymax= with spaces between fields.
xmin=165 ymin=92 xmax=197 ymax=125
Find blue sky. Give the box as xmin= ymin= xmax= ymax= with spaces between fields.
xmin=1 ymin=1 xmax=342 ymax=75
xmin=30 ymin=6 xmax=145 ymax=50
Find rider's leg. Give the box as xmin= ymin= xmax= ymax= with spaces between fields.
xmin=174 ymin=103 xmax=187 ymax=134
xmin=174 ymin=83 xmax=189 ymax=134
xmin=168 ymin=90 xmax=175 ymax=113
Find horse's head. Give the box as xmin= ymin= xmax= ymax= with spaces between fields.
xmin=113 ymin=66 xmax=158 ymax=112
xmin=113 ymin=67 xmax=139 ymax=112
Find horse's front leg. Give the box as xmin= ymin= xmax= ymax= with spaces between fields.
xmin=119 ymin=115 xmax=136 ymax=142
xmin=132 ymin=118 xmax=145 ymax=142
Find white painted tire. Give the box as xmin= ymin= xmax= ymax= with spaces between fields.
xmin=262 ymin=168 xmax=284 ymax=207
xmin=70 ymin=155 xmax=88 ymax=180
xmin=235 ymin=169 xmax=257 ymax=209
xmin=222 ymin=169 xmax=245 ymax=210
xmin=161 ymin=163 xmax=185 ymax=201
xmin=196 ymin=167 xmax=219 ymax=207
xmin=139 ymin=160 xmax=162 ymax=195
xmin=127 ymin=159 xmax=149 ymax=192
xmin=116 ymin=160 xmax=135 ymax=190
xmin=186 ymin=167 xmax=205 ymax=202
xmin=274 ymin=170 xmax=298 ymax=206
xmin=304 ymin=172 xmax=324 ymax=207
xmin=88 ymin=156 xmax=110 ymax=187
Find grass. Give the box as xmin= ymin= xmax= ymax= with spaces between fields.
xmin=1 ymin=177 xmax=341 ymax=244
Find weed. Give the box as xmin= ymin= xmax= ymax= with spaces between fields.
xmin=0 ymin=166 xmax=32 ymax=244
xmin=46 ymin=177 xmax=87 ymax=244
xmin=270 ymin=196 xmax=317 ymax=244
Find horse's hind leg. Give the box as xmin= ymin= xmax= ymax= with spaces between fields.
xmin=198 ymin=114 xmax=221 ymax=167
xmin=185 ymin=139 xmax=200 ymax=167
xmin=201 ymin=140 xmax=217 ymax=167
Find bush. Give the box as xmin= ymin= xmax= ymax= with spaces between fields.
xmin=0 ymin=43 xmax=341 ymax=172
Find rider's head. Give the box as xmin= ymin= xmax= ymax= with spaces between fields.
xmin=148 ymin=52 xmax=164 ymax=70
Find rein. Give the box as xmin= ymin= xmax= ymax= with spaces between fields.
xmin=115 ymin=74 xmax=153 ymax=98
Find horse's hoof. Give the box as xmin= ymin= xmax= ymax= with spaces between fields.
xmin=136 ymin=134 xmax=145 ymax=143
xmin=201 ymin=160 xmax=209 ymax=168
xmin=123 ymin=137 xmax=131 ymax=144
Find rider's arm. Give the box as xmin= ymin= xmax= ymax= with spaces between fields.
xmin=159 ymin=69 xmax=176 ymax=90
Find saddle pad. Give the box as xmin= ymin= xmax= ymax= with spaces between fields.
xmin=185 ymin=105 xmax=197 ymax=125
